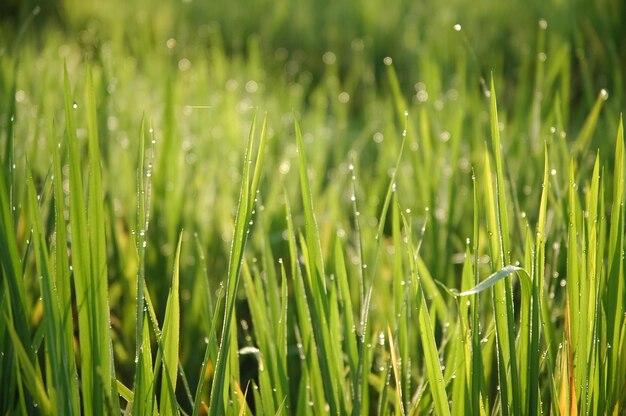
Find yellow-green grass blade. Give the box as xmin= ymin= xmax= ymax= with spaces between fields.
xmin=387 ymin=326 xmax=405 ymax=416
xmin=159 ymin=232 xmax=183 ymax=415
xmin=334 ymin=238 xmax=359 ymax=395
xmin=133 ymin=314 xmax=155 ymax=416
xmin=527 ymin=142 xmax=550 ymax=414
xmin=26 ymin=169 xmax=75 ymax=415
xmin=483 ymin=148 xmax=513 ymax=415
xmin=192 ymin=284 xmax=224 ymax=416
xmin=50 ymin=123 xmax=80 ymax=414
xmin=241 ymin=261 xmax=278 ymax=415
xmin=132 ymin=117 xmax=151 ymax=415
xmin=297 ymin=233 xmax=344 ymax=414
xmin=209 ymin=115 xmax=264 ymax=416
xmin=384 ymin=59 xmax=409 ymax=126
xmin=285 ymin=194 xmax=326 ymax=415
xmin=0 ymin=91 xmax=32 ymax=383
xmin=294 ymin=119 xmax=345 ymax=414
xmin=487 ymin=77 xmax=521 ymax=415
xmin=391 ymin=193 xmax=410 ymax=414
xmin=469 ymin=171 xmax=486 ymax=415
xmin=451 ymin=245 xmax=473 ymax=414
xmin=328 ymin=277 xmax=349 ymax=412
xmin=566 ymin=159 xmax=582 ymax=394
xmin=454 ymin=266 xmax=530 ymax=298
xmin=277 ymin=260 xmax=289 ymax=403
xmin=85 ymin=65 xmax=118 ymax=414
xmin=354 ymin=130 xmax=407 ymax=416
xmin=294 ymin=118 xmax=326 ymax=296
xmin=402 ymin=213 xmax=449 ymax=416
xmin=64 ymin=64 xmax=102 ymax=413
xmin=585 ymin=155 xmax=601 ymax=413
xmin=605 ymin=117 xmax=624 ymax=409
xmin=573 ymin=89 xmax=609 ymax=155
xmin=4 ymin=316 xmax=51 ymax=415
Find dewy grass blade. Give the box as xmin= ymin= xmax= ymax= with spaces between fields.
xmin=334 ymin=238 xmax=358 ymax=393
xmin=26 ymin=169 xmax=74 ymax=415
xmin=209 ymin=115 xmax=264 ymax=416
xmin=0 ymin=103 xmax=31 ymax=368
xmin=64 ymin=64 xmax=100 ymax=413
xmin=294 ymin=118 xmax=326 ymax=295
xmin=354 ymin=125 xmax=407 ymax=416
xmin=469 ymin=171 xmax=485 ymax=415
xmin=284 ymin=193 xmax=327 ymax=415
xmin=85 ymin=65 xmax=118 ymax=414
xmin=132 ymin=117 xmax=149 ymax=416
xmin=241 ymin=261 xmax=277 ymax=415
xmin=454 ymin=266 xmax=529 ymax=297
xmin=527 ymin=142 xmax=550 ymax=415
xmin=387 ymin=326 xmax=405 ymax=416
xmin=294 ymin=118 xmax=346 ymax=414
xmin=4 ymin=318 xmax=51 ymax=415
xmin=605 ymin=117 xmax=624 ymax=409
xmin=133 ymin=314 xmax=155 ymax=416
xmin=391 ymin=192 xmax=410 ymax=414
xmin=488 ymin=77 xmax=521 ymax=415
xmin=50 ymin=122 xmax=80 ymax=415
xmin=159 ymin=232 xmax=183 ymax=416
xmin=572 ymin=89 xmax=608 ymax=155
xmin=402 ymin=213 xmax=450 ymax=416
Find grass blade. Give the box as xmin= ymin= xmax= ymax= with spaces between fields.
xmin=208 ymin=114 xmax=265 ymax=416
xmin=4 ymin=317 xmax=51 ymax=415
xmin=159 ymin=232 xmax=183 ymax=415
xmin=402 ymin=212 xmax=450 ymax=416
xmin=26 ymin=169 xmax=75 ymax=415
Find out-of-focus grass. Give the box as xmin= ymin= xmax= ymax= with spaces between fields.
xmin=1 ymin=0 xmax=625 ymax=414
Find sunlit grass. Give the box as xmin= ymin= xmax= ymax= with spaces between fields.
xmin=1 ymin=0 xmax=625 ymax=414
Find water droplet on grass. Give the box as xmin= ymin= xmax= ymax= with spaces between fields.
xmin=600 ymin=89 xmax=609 ymax=100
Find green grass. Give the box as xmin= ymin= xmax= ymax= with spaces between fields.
xmin=1 ymin=0 xmax=625 ymax=414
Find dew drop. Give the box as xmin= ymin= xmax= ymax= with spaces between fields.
xmin=600 ymin=89 xmax=609 ymax=100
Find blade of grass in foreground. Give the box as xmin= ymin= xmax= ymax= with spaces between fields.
xmin=50 ymin=121 xmax=80 ymax=415
xmin=64 ymin=64 xmax=101 ymax=413
xmin=85 ymin=65 xmax=118 ymax=414
xmin=159 ymin=232 xmax=183 ymax=416
xmin=26 ymin=169 xmax=75 ymax=415
xmin=192 ymin=285 xmax=225 ymax=416
xmin=486 ymin=77 xmax=521 ymax=415
xmin=527 ymin=143 xmax=550 ymax=415
xmin=4 ymin=318 xmax=51 ymax=414
xmin=0 ymin=84 xmax=32 ymax=384
xmin=284 ymin=192 xmax=327 ymax=415
xmin=604 ymin=117 xmax=624 ymax=411
xmin=402 ymin=212 xmax=449 ymax=416
xmin=132 ymin=118 xmax=151 ymax=416
xmin=208 ymin=115 xmax=265 ymax=416
xmin=294 ymin=118 xmax=345 ymax=415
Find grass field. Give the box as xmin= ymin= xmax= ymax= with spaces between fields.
xmin=1 ymin=0 xmax=625 ymax=414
